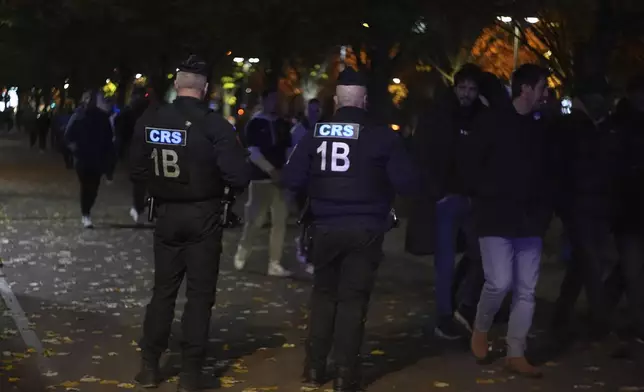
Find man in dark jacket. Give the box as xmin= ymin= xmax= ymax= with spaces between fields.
xmin=64 ymin=91 xmax=115 ymax=228
xmin=613 ymin=75 xmax=644 ymax=344
xmin=413 ymin=65 xmax=486 ymax=339
xmin=551 ymin=82 xmax=622 ymax=341
xmin=469 ymin=64 xmax=551 ymax=377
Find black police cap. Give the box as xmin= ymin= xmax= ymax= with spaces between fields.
xmin=178 ymin=55 xmax=209 ymax=77
xmin=337 ymin=67 xmax=368 ymax=87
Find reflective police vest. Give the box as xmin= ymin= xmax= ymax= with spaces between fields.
xmin=143 ymin=105 xmax=224 ymax=202
xmin=307 ymin=121 xmax=388 ymax=202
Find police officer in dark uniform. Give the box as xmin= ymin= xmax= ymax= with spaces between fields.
xmin=130 ymin=55 xmax=250 ymax=392
xmin=282 ymin=68 xmax=419 ymax=392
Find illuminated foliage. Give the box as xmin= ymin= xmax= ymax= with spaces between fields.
xmin=471 ymin=25 xmax=548 ymax=81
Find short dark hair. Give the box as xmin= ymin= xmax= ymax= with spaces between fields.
xmin=511 ymin=64 xmax=550 ymax=98
xmin=453 ymin=63 xmax=482 ymax=87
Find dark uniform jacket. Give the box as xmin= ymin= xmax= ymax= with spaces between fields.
xmin=130 ymin=96 xmax=250 ymax=201
xmin=282 ymin=106 xmax=419 ymax=231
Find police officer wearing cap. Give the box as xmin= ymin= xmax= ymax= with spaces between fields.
xmin=130 ymin=55 xmax=250 ymax=391
xmin=282 ymin=68 xmax=419 ymax=391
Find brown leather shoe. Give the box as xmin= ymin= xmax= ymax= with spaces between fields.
xmin=505 ymin=357 xmax=543 ymax=378
xmin=471 ymin=329 xmax=489 ymax=360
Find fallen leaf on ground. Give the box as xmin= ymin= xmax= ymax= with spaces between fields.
xmin=117 ymin=383 xmax=136 ymax=389
xmin=282 ymin=343 xmax=295 ymax=348
xmin=220 ymin=376 xmax=242 ymax=388
xmin=476 ymin=379 xmax=495 ymax=384
xmin=81 ymin=376 xmax=101 ymax=382
xmin=8 ymin=377 xmax=19 ymax=382
xmin=100 ymin=380 xmax=120 ymax=385
xmin=433 ymin=381 xmax=450 ymax=388
xmin=42 ymin=371 xmax=58 ymax=377
xmin=60 ymin=381 xmax=80 ymax=388
xmin=370 ymin=350 xmax=385 ymax=356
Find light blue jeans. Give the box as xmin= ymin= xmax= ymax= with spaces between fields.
xmin=474 ymin=237 xmax=542 ymax=357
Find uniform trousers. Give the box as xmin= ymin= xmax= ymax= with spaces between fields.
xmin=307 ymin=226 xmax=384 ymax=373
xmin=140 ymin=200 xmax=222 ymax=372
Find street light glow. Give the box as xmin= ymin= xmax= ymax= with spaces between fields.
xmin=362 ymin=22 xmax=370 ymax=28
xmin=135 ymin=73 xmax=142 ymax=79
xmin=105 ymin=78 xmax=111 ymax=84
xmin=233 ymin=57 xmax=244 ymax=63
xmin=248 ymin=58 xmax=260 ymax=64
xmin=525 ymin=17 xmax=540 ymax=24
xmin=392 ymin=78 xmax=401 ymax=84
xmin=63 ymin=83 xmax=69 ymax=90
xmin=497 ymin=16 xmax=513 ymax=23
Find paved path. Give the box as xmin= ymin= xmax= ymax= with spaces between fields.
xmin=0 ymin=134 xmax=642 ymax=392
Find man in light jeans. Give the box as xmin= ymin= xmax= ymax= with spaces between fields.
xmin=234 ymin=89 xmax=292 ymax=277
xmin=470 ymin=64 xmax=551 ymax=377
xmin=474 ymin=237 xmax=542 ymax=356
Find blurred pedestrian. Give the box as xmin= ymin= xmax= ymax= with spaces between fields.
xmin=64 ymin=91 xmax=116 ymax=228
xmin=234 ymin=87 xmax=293 ymax=277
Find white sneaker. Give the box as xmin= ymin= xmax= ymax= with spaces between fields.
xmin=234 ymin=247 xmax=248 ymax=271
xmin=129 ymin=207 xmax=144 ymax=225
xmin=81 ymin=216 xmax=93 ymax=229
xmin=268 ymin=261 xmax=292 ymax=277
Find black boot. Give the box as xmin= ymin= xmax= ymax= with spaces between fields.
xmin=302 ymin=363 xmax=326 ymax=388
xmin=333 ymin=367 xmax=361 ymax=392
xmin=134 ymin=359 xmax=161 ymax=388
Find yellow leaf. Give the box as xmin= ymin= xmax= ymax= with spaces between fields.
xmin=476 ymin=379 xmax=495 ymax=384
xmin=370 ymin=349 xmax=385 ymax=356
xmin=26 ymin=348 xmax=37 ymax=353
xmin=8 ymin=377 xmax=19 ymax=382
xmin=60 ymin=381 xmax=80 ymax=388
xmin=43 ymin=349 xmax=56 ymax=357
xmin=282 ymin=343 xmax=295 ymax=348
xmin=117 ymin=383 xmax=136 ymax=389
xmin=433 ymin=381 xmax=450 ymax=388
xmin=81 ymin=376 xmax=101 ymax=382
xmin=100 ymin=380 xmax=120 ymax=385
